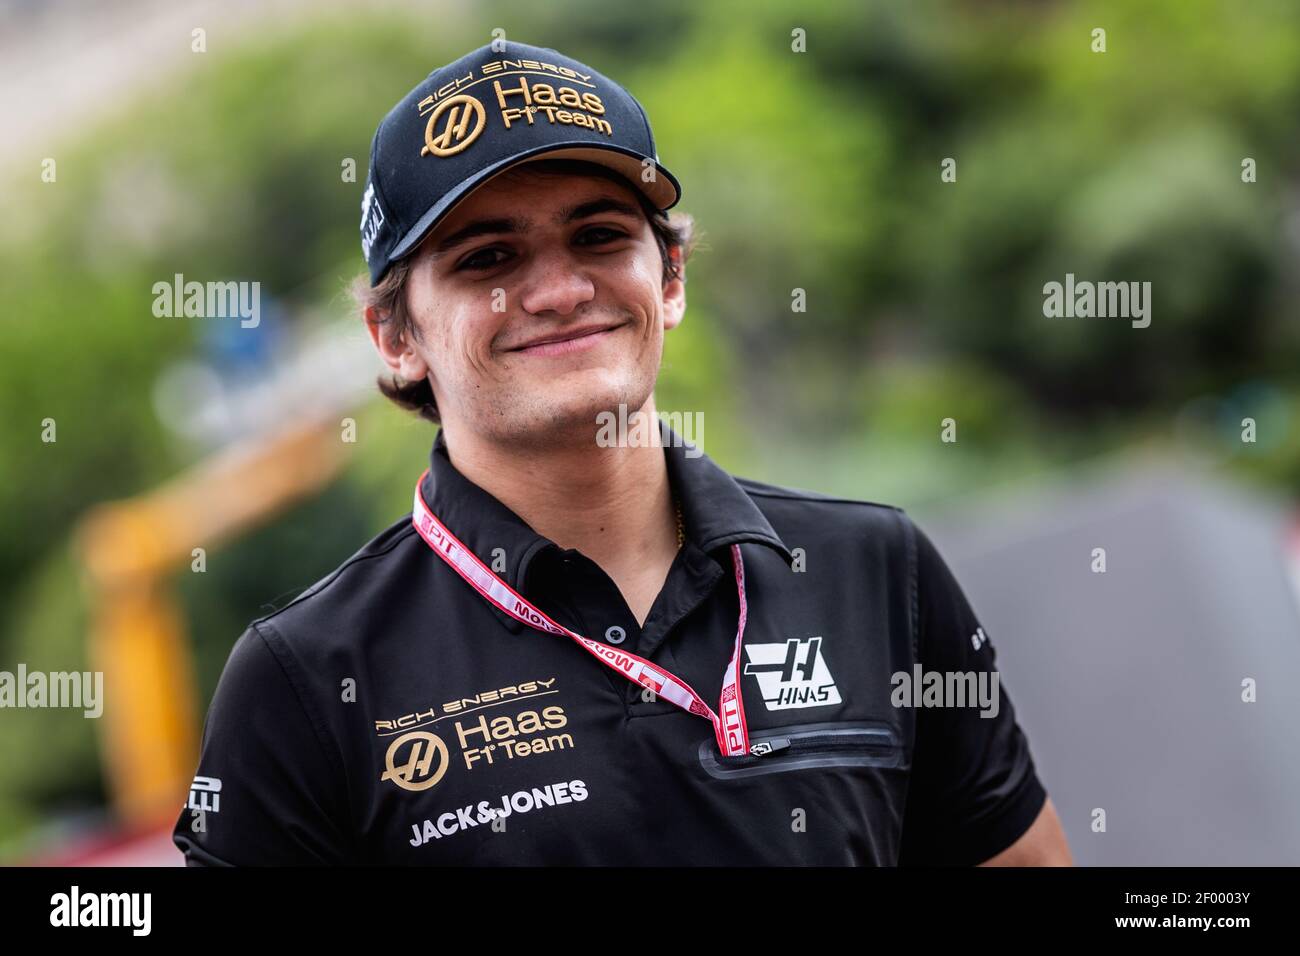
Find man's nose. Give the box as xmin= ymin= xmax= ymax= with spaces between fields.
xmin=517 ymin=248 xmax=596 ymax=317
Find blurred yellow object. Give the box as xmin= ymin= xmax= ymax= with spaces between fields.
xmin=77 ymin=420 xmax=349 ymax=827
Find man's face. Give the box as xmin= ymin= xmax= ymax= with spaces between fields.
xmin=370 ymin=169 xmax=685 ymax=448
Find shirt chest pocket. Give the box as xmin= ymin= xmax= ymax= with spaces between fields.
xmin=697 ymin=720 xmax=903 ymax=779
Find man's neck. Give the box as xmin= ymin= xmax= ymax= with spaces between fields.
xmin=441 ymin=403 xmax=678 ymax=626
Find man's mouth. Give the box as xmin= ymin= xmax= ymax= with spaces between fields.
xmin=506 ymin=322 xmax=626 ymax=357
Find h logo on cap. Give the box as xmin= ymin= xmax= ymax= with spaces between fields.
xmin=422 ymin=94 xmax=487 ymax=158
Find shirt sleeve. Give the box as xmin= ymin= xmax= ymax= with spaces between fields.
xmin=172 ymin=622 xmax=353 ymax=866
xmin=897 ymin=519 xmax=1048 ymax=866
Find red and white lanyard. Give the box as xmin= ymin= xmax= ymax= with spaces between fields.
xmin=411 ymin=471 xmax=753 ymax=757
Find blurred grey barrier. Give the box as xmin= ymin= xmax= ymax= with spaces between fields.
xmin=923 ymin=457 xmax=1300 ymax=866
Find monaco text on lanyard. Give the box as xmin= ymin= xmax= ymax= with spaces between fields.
xmin=410 ymin=471 xmax=753 ymax=757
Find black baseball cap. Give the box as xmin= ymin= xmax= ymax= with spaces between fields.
xmin=359 ymin=40 xmax=682 ymax=286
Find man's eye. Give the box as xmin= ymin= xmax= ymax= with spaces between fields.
xmin=456 ymin=247 xmax=510 ymax=271
xmin=576 ymin=226 xmax=627 ymax=245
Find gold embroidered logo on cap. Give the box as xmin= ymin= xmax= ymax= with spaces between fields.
xmin=491 ymin=75 xmax=611 ymax=135
xmin=421 ymin=94 xmax=486 ymax=157
xmin=416 ymin=60 xmax=616 ymax=159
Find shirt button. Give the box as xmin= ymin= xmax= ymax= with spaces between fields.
xmin=604 ymin=625 xmax=626 ymax=645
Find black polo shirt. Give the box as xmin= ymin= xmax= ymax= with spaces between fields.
xmin=173 ymin=426 xmax=1047 ymax=866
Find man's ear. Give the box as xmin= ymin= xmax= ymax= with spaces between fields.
xmin=363 ymin=305 xmax=430 ymax=381
xmin=662 ymin=244 xmax=686 ymax=331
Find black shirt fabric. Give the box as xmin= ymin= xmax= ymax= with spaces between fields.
xmin=173 ymin=426 xmax=1047 ymax=865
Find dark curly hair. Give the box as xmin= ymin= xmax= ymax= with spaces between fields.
xmin=350 ymin=158 xmax=697 ymax=423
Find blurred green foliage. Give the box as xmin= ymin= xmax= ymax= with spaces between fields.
xmin=1 ymin=0 xmax=1298 ymax=850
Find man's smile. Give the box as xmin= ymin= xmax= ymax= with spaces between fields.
xmin=505 ymin=321 xmax=628 ymax=357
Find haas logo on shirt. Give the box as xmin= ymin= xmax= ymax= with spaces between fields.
xmin=743 ymin=637 xmax=842 ymax=710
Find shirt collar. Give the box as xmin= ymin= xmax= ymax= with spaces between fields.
xmin=417 ymin=420 xmax=792 ymax=633
xmin=660 ymin=423 xmax=791 ymax=562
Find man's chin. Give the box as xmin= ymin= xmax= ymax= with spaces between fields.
xmin=507 ymin=384 xmax=652 ymax=447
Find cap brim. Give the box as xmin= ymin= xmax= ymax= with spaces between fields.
xmin=386 ymin=142 xmax=682 ymax=266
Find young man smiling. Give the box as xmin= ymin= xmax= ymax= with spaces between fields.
xmin=173 ymin=40 xmax=1071 ymax=866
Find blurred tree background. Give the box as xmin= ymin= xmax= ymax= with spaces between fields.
xmin=0 ymin=0 xmax=1297 ymax=853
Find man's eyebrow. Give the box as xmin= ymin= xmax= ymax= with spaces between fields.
xmin=558 ymin=197 xmax=643 ymax=224
xmin=429 ymin=217 xmax=528 ymax=258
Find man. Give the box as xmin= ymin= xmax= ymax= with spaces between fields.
xmin=173 ymin=40 xmax=1071 ymax=866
